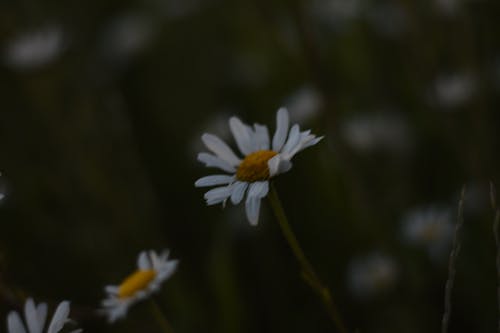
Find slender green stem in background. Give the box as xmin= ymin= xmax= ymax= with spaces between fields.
xmin=268 ymin=183 xmax=348 ymax=333
xmin=490 ymin=182 xmax=500 ymax=333
xmin=441 ymin=185 xmax=466 ymax=333
xmin=149 ymin=298 xmax=175 ymax=333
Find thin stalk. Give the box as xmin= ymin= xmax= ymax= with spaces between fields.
xmin=268 ymin=183 xmax=348 ymax=333
xmin=149 ymin=299 xmax=175 ymax=333
xmin=441 ymin=185 xmax=466 ymax=333
xmin=490 ymin=182 xmax=500 ymax=333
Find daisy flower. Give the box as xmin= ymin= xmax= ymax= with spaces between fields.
xmin=101 ymin=250 xmax=178 ymax=323
xmin=402 ymin=206 xmax=453 ymax=259
xmin=195 ymin=107 xmax=322 ymax=225
xmin=7 ymin=298 xmax=81 ymax=333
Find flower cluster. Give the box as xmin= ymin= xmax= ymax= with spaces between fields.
xmin=4 ymin=106 xmax=320 ymax=330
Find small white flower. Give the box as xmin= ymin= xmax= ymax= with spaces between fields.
xmin=430 ymin=72 xmax=476 ymax=109
xmin=4 ymin=26 xmax=65 ymax=70
xmin=7 ymin=298 xmax=81 ymax=333
xmin=195 ymin=107 xmax=322 ymax=225
xmin=340 ymin=111 xmax=412 ymax=153
xmin=101 ymin=250 xmax=178 ymax=323
xmin=284 ymin=86 xmax=323 ymax=124
xmin=347 ymin=253 xmax=398 ymax=299
xmin=402 ymin=206 xmax=453 ymax=259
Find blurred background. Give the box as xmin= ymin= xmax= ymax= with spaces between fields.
xmin=0 ymin=0 xmax=500 ymax=332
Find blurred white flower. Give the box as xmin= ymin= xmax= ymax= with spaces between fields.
xmin=195 ymin=107 xmax=322 ymax=225
xmin=402 ymin=206 xmax=453 ymax=259
xmin=7 ymin=298 xmax=81 ymax=333
xmin=347 ymin=253 xmax=398 ymax=299
xmin=430 ymin=72 xmax=476 ymax=109
xmin=101 ymin=250 xmax=178 ymax=323
xmin=4 ymin=25 xmax=65 ymax=70
xmin=340 ymin=112 xmax=412 ymax=153
xmin=284 ymin=86 xmax=323 ymax=124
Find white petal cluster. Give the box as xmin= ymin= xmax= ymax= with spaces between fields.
xmin=101 ymin=250 xmax=178 ymax=323
xmin=7 ymin=298 xmax=81 ymax=333
xmin=4 ymin=26 xmax=65 ymax=70
xmin=402 ymin=206 xmax=453 ymax=259
xmin=431 ymin=72 xmax=476 ymax=109
xmin=195 ymin=107 xmax=322 ymax=225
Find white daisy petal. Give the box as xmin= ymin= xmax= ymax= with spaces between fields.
xmin=8 ymin=311 xmax=27 ymax=333
xmin=195 ymin=175 xmax=234 ymax=187
xmin=204 ymin=186 xmax=232 ymax=205
xmin=283 ymin=132 xmax=311 ymax=159
xmin=197 ymin=153 xmax=236 ymax=173
xmin=267 ymin=155 xmax=293 ymax=177
xmin=105 ymin=285 xmax=119 ymax=294
xmin=47 ymin=301 xmax=70 ymax=333
xmin=229 ymin=117 xmax=254 ymax=155
xmin=286 ymin=134 xmax=323 ymax=159
xmin=150 ymin=251 xmax=162 ymax=269
xmin=301 ymin=135 xmax=323 ymax=150
xmin=248 ymin=180 xmax=269 ymax=199
xmin=24 ymin=298 xmax=41 ymax=333
xmin=201 ymin=133 xmax=241 ymax=166
xmin=245 ymin=195 xmax=262 ymax=226
xmin=253 ymin=124 xmax=270 ymax=150
xmin=137 ymin=251 xmax=150 ymax=270
xmin=281 ymin=124 xmax=301 ymax=154
xmin=278 ymin=159 xmax=293 ymax=174
xmin=101 ymin=298 xmax=120 ymax=307
xmin=23 ymin=299 xmax=36 ymax=333
xmin=106 ymin=303 xmax=128 ymax=323
xmin=230 ymin=181 xmax=248 ymax=204
xmin=7 ymin=300 xmax=57 ymax=333
xmin=267 ymin=155 xmax=281 ymax=177
xmin=160 ymin=260 xmax=179 ymax=281
xmin=272 ymin=107 xmax=289 ymax=151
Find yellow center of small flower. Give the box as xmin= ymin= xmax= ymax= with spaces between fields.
xmin=118 ymin=270 xmax=157 ymax=299
xmin=236 ymin=150 xmax=278 ymax=182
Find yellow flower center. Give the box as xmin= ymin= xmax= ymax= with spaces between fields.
xmin=118 ymin=270 xmax=157 ymax=299
xmin=236 ymin=150 xmax=278 ymax=182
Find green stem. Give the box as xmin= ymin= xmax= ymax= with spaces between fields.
xmin=149 ymin=298 xmax=175 ymax=333
xmin=268 ymin=183 xmax=348 ymax=333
